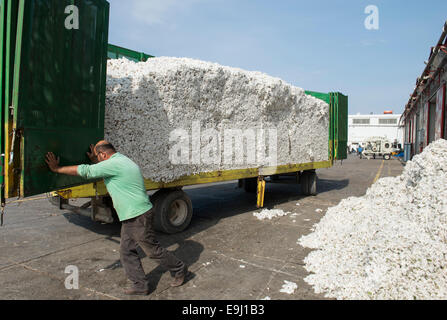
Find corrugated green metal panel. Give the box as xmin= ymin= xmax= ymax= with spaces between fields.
xmin=4 ymin=0 xmax=19 ymax=198
xmin=329 ymin=94 xmax=334 ymax=161
xmin=5 ymin=0 xmax=17 ymax=114
xmin=0 ymin=1 xmax=4 ymax=117
xmin=108 ymin=43 xmax=154 ymax=62
xmin=0 ymin=0 xmax=5 ymax=203
xmin=333 ymin=92 xmax=348 ymax=160
xmin=11 ymin=0 xmax=110 ymax=197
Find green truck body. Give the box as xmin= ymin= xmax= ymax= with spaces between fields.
xmin=305 ymin=91 xmax=349 ymax=161
xmin=0 ymin=0 xmax=109 ymax=202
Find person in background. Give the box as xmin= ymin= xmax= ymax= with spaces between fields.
xmin=358 ymin=145 xmax=364 ymax=159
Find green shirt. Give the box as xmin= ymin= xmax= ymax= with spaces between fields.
xmin=77 ymin=153 xmax=152 ymax=221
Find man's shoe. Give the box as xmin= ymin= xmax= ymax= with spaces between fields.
xmin=171 ymin=267 xmax=190 ymax=287
xmin=123 ymin=287 xmax=149 ymax=296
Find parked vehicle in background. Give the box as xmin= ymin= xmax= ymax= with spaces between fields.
xmin=361 ymin=137 xmax=395 ymax=160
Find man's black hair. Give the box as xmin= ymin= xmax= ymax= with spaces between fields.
xmin=95 ymin=143 xmax=116 ymax=154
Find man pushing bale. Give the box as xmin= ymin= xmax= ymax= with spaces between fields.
xmin=45 ymin=140 xmax=190 ymax=295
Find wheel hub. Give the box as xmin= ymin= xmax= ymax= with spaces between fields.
xmin=168 ymin=199 xmax=188 ymax=227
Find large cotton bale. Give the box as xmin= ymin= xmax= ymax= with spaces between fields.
xmin=105 ymin=57 xmax=329 ymax=182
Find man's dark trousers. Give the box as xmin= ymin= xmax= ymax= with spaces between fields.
xmin=120 ymin=209 xmax=186 ymax=290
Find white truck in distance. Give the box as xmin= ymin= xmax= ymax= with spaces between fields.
xmin=361 ymin=137 xmax=395 ymax=160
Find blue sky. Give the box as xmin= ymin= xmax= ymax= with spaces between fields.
xmin=107 ymin=0 xmax=447 ymax=115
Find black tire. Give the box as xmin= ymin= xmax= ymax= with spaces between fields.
xmin=152 ymin=190 xmax=193 ymax=234
xmin=270 ymin=175 xmax=280 ymax=181
xmin=150 ymin=189 xmax=170 ymax=207
xmin=242 ymin=177 xmax=258 ymax=193
xmin=301 ymin=171 xmax=317 ymax=196
xmin=308 ymin=172 xmax=317 ymax=196
xmin=300 ymin=173 xmax=309 ymax=195
xmin=384 ymin=154 xmax=391 ymax=160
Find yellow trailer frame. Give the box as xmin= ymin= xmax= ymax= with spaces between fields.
xmin=56 ymin=160 xmax=333 ymax=208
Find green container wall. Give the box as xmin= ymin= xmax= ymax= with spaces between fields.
xmin=332 ymin=92 xmax=348 ymax=160
xmin=305 ymin=90 xmax=348 ymax=161
xmin=108 ymin=43 xmax=154 ymax=62
xmin=1 ymin=0 xmax=20 ymax=199
xmin=2 ymin=0 xmax=110 ymax=198
xmin=0 ymin=0 xmax=5 ymax=203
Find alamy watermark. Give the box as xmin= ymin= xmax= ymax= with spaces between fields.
xmin=65 ymin=265 xmax=79 ymax=290
xmin=65 ymin=5 xmax=79 ymax=30
xmin=364 ymin=5 xmax=379 ymax=30
xmin=169 ymin=121 xmax=278 ymax=167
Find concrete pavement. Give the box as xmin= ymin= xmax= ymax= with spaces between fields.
xmin=0 ymin=155 xmax=404 ymax=300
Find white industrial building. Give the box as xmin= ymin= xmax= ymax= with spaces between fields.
xmin=348 ymin=113 xmax=405 ymax=150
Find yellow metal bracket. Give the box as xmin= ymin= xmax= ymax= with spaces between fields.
xmin=256 ymin=176 xmax=266 ymax=208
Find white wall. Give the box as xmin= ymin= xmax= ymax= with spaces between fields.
xmin=348 ymin=114 xmax=404 ymax=146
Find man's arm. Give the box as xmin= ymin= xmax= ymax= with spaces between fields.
xmin=46 ymin=150 xmax=117 ymax=179
xmin=45 ymin=152 xmax=79 ymax=176
xmin=54 ymin=166 xmax=79 ymax=176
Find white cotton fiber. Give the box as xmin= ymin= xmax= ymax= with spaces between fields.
xmin=299 ymin=139 xmax=447 ymax=300
xmin=104 ymin=57 xmax=329 ymax=182
xmin=254 ymin=209 xmax=290 ymax=220
xmin=280 ymin=281 xmax=298 ymax=294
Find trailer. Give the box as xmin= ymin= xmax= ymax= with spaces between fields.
xmin=0 ymin=0 xmax=348 ymax=233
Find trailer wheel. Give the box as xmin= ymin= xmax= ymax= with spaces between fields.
xmin=301 ymin=174 xmax=309 ymax=195
xmin=301 ymin=171 xmax=317 ymax=196
xmin=150 ymin=189 xmax=170 ymax=207
xmin=152 ymin=190 xmax=193 ymax=234
xmin=384 ymin=154 xmax=391 ymax=160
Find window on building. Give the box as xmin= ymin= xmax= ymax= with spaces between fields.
xmin=352 ymin=118 xmax=370 ymax=124
xmin=379 ymin=119 xmax=398 ymax=125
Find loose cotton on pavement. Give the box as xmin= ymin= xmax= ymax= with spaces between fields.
xmin=299 ymin=139 xmax=447 ymax=300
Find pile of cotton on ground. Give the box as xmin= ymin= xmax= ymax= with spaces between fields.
xmin=254 ymin=209 xmax=290 ymax=221
xmin=105 ymin=57 xmax=329 ymax=182
xmin=299 ymin=139 xmax=447 ymax=300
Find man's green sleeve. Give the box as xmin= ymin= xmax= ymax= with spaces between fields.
xmin=77 ymin=160 xmax=117 ymax=180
